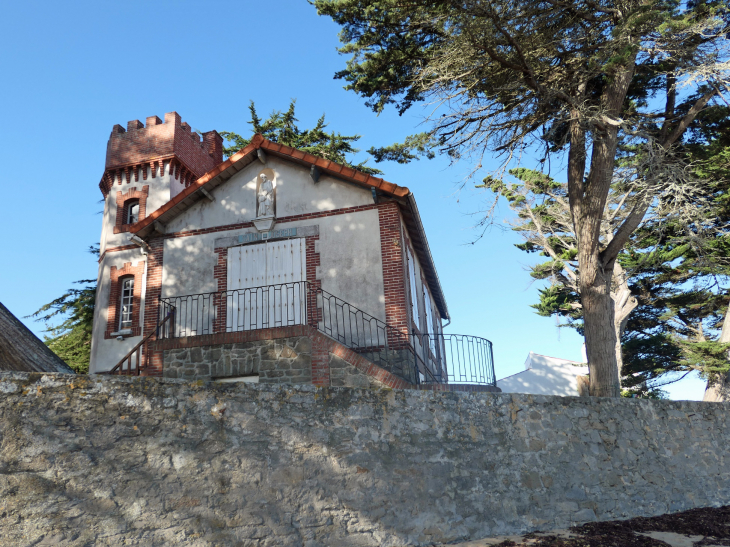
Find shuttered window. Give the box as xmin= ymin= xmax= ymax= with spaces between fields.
xmin=408 ymin=247 xmax=420 ymax=330
xmin=226 ymin=239 xmax=306 ymax=331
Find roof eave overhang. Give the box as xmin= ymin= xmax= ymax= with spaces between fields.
xmin=397 ymin=193 xmax=450 ymax=321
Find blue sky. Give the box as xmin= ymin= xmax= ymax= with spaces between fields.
xmin=0 ymin=0 xmax=707 ymax=399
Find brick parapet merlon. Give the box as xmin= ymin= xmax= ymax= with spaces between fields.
xmin=99 ymin=112 xmax=223 ymax=196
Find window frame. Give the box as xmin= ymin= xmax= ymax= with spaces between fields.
xmin=119 ymin=276 xmax=135 ymax=330
xmin=125 ymin=199 xmax=140 ymax=225
xmin=407 ymin=247 xmax=420 ymax=332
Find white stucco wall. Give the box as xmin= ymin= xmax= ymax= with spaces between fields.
xmin=101 ymin=164 xmax=181 ymax=253
xmin=317 ymin=209 xmax=385 ymax=321
xmin=400 ymin=216 xmax=441 ymax=332
xmin=164 ymin=157 xmax=373 ymax=234
xmin=497 ymin=353 xmax=589 ymax=397
xmin=159 ymin=210 xmax=386 ymax=322
xmin=89 ymin=248 xmax=147 ymax=373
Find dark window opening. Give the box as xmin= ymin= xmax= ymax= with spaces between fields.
xmin=126 ymin=200 xmax=140 ymax=225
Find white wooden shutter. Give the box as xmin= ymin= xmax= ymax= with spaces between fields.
xmin=266 ymin=239 xmax=306 ymax=326
xmin=408 ymin=248 xmax=420 ymax=330
xmin=226 ymin=239 xmax=306 ymax=331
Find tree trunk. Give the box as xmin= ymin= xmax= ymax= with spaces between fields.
xmin=612 ymin=261 xmax=638 ymax=379
xmin=581 ymin=254 xmax=622 ymax=398
xmin=703 ymin=302 xmax=730 ymax=402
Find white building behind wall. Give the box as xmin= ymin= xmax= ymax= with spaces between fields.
xmin=497 ymin=352 xmax=589 ymax=397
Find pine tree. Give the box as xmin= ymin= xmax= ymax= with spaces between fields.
xmin=316 ymin=0 xmax=730 ymax=396
xmin=220 ymin=100 xmax=382 ymax=175
xmin=28 ymin=245 xmax=99 ymax=374
xmin=491 ymin=98 xmax=730 ymax=397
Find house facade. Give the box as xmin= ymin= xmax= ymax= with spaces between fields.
xmin=90 ymin=112 xmax=497 ymax=391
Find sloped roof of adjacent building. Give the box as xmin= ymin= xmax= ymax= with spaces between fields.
xmin=0 ymin=302 xmax=75 ymax=373
xmin=129 ymin=134 xmax=450 ymax=319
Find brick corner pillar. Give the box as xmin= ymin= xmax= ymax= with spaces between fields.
xmin=378 ymin=202 xmax=410 ymax=347
xmin=310 ymin=331 xmax=330 ymax=386
xmin=213 ymin=247 xmax=228 ymax=334
xmin=142 ymin=238 xmax=164 ymax=376
xmin=305 ymin=235 xmax=322 ymax=327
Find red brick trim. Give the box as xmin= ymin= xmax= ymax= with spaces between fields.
xmin=213 ymin=247 xmax=228 ymax=333
xmin=98 ymin=244 xmax=138 ymax=263
xmin=305 ymin=234 xmax=321 ymax=328
xmin=148 ymin=203 xmax=381 ymax=242
xmin=105 ymin=261 xmax=145 ymax=339
xmin=311 ymin=332 xmax=330 ymax=386
xmin=98 ymin=155 xmax=211 ymax=197
xmin=141 ymin=239 xmax=164 ymax=376
xmin=114 ymin=185 xmax=149 ymax=234
xmin=378 ymin=202 xmax=410 ymax=343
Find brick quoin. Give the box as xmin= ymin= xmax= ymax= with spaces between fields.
xmin=378 ymin=201 xmax=410 ymax=347
xmin=213 ymin=247 xmax=228 ymax=334
xmin=105 ymin=261 xmax=145 ymax=339
xmin=305 ymin=234 xmax=328 ymax=385
xmin=114 ymin=185 xmax=149 ymax=234
xmin=141 ymin=238 xmax=164 ymax=376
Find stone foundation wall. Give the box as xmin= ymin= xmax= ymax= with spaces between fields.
xmin=162 ymin=336 xmax=312 ymax=384
xmin=329 ymin=353 xmax=386 ymax=388
xmin=1 ymin=372 xmax=729 ymax=546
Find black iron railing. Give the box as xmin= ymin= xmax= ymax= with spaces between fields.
xmin=158 ymin=281 xmax=496 ymax=387
xmin=314 ymin=285 xmax=428 ymax=384
xmin=158 ymin=282 xmax=307 ymax=338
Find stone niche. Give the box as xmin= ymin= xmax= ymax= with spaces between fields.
xmin=162 ymin=336 xmax=312 ymax=384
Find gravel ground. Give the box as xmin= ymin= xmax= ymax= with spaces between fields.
xmin=449 ymin=506 xmax=730 ymax=547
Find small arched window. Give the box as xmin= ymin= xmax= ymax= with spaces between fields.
xmin=119 ymin=277 xmax=134 ymax=329
xmin=125 ymin=200 xmax=140 ymax=225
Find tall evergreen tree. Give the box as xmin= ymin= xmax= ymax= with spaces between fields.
xmin=28 ymin=245 xmax=99 ymax=374
xmin=316 ymin=0 xmax=730 ymax=396
xmin=490 ymin=98 xmax=730 ymax=396
xmin=221 ymin=100 xmax=382 ymax=174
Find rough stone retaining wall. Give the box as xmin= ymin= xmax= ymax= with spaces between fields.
xmin=163 ymin=336 xmax=312 ymax=384
xmin=0 ymin=372 xmax=728 ymax=547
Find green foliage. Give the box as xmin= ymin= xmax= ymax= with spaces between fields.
xmin=28 ymin=247 xmax=98 ymax=374
xmin=532 ymin=285 xmax=582 ymax=325
xmin=619 ymin=97 xmax=730 ymax=395
xmin=220 ymin=100 xmax=383 ymax=175
xmin=317 ymin=0 xmax=730 ymax=396
xmin=367 ymin=132 xmax=437 ymax=164
xmin=680 ymin=340 xmax=730 ymax=375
